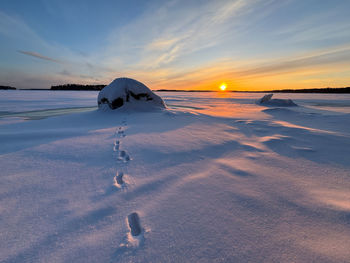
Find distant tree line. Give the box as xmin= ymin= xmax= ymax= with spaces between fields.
xmin=51 ymin=84 xmax=106 ymax=91
xmin=263 ymin=87 xmax=350 ymax=93
xmin=0 ymin=85 xmax=16 ymax=90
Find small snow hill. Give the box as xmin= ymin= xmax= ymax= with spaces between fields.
xmin=257 ymin=93 xmax=297 ymax=107
xmin=97 ymin=78 xmax=166 ymax=111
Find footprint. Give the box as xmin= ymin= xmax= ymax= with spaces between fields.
xmin=118 ymin=212 xmax=146 ymax=250
xmin=127 ymin=212 xmax=142 ymax=236
xmin=113 ymin=140 xmax=120 ymax=152
xmin=117 ymin=130 xmax=126 ymax=138
xmin=119 ymin=150 xmax=130 ymax=162
xmin=114 ymin=171 xmax=124 ymax=186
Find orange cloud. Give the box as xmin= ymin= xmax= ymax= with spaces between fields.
xmin=111 ymin=45 xmax=350 ymax=91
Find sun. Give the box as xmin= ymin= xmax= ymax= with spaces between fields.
xmin=219 ymin=83 xmax=227 ymax=91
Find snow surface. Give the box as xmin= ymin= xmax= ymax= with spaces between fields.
xmin=97 ymin=78 xmax=166 ymax=110
xmin=1 ymin=91 xmax=350 ymax=262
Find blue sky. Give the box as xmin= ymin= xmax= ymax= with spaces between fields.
xmin=1 ymin=0 xmax=350 ymax=90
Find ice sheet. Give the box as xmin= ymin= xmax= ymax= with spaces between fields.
xmin=0 ymin=91 xmax=349 ymax=262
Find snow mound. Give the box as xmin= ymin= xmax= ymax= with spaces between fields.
xmin=256 ymin=93 xmax=297 ymax=107
xmin=98 ymin=78 xmax=166 ymax=110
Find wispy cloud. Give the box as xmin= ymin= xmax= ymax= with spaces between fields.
xmin=0 ymin=10 xmax=109 ymax=86
xmin=233 ymin=46 xmax=350 ymax=78
xmin=17 ymin=50 xmax=62 ymax=63
xmin=272 ymin=2 xmax=350 ymax=45
xmin=58 ymin=69 xmax=71 ymax=76
xmin=1 ymin=0 xmax=350 ymax=90
xmin=0 ymin=11 xmax=46 ymax=47
xmin=96 ymin=0 xmax=350 ymax=90
xmin=124 ymin=44 xmax=350 ymax=90
xmin=102 ymin=0 xmax=259 ymax=70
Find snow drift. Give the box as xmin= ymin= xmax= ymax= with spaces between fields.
xmin=97 ymin=78 xmax=166 ymax=110
xmin=257 ymin=93 xmax=297 ymax=106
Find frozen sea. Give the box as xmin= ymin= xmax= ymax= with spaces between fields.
xmin=0 ymin=90 xmax=349 ymax=262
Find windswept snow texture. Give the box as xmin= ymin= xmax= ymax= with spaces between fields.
xmin=257 ymin=93 xmax=298 ymax=106
xmin=97 ymin=78 xmax=166 ymax=110
xmin=1 ymin=91 xmax=350 ymax=262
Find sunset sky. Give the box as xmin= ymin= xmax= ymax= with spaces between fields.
xmin=1 ymin=0 xmax=350 ymax=90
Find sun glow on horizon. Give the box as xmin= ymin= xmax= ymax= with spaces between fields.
xmin=220 ymin=83 xmax=227 ymax=91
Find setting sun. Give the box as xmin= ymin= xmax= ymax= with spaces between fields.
xmin=220 ymin=83 xmax=227 ymax=91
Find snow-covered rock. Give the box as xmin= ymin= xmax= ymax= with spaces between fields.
xmin=256 ymin=93 xmax=297 ymax=107
xmin=98 ymin=78 xmax=166 ymax=110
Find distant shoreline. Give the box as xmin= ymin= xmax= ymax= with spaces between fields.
xmin=155 ymin=87 xmax=350 ymax=93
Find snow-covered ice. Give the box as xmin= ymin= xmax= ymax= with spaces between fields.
xmin=0 ymin=90 xmax=350 ymax=262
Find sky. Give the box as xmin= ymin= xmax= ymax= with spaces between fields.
xmin=0 ymin=0 xmax=350 ymax=91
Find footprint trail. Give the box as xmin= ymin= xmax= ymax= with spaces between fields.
xmin=109 ymin=118 xmax=146 ymax=248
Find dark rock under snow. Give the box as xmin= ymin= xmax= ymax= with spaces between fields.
xmin=97 ymin=78 xmax=166 ymax=110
